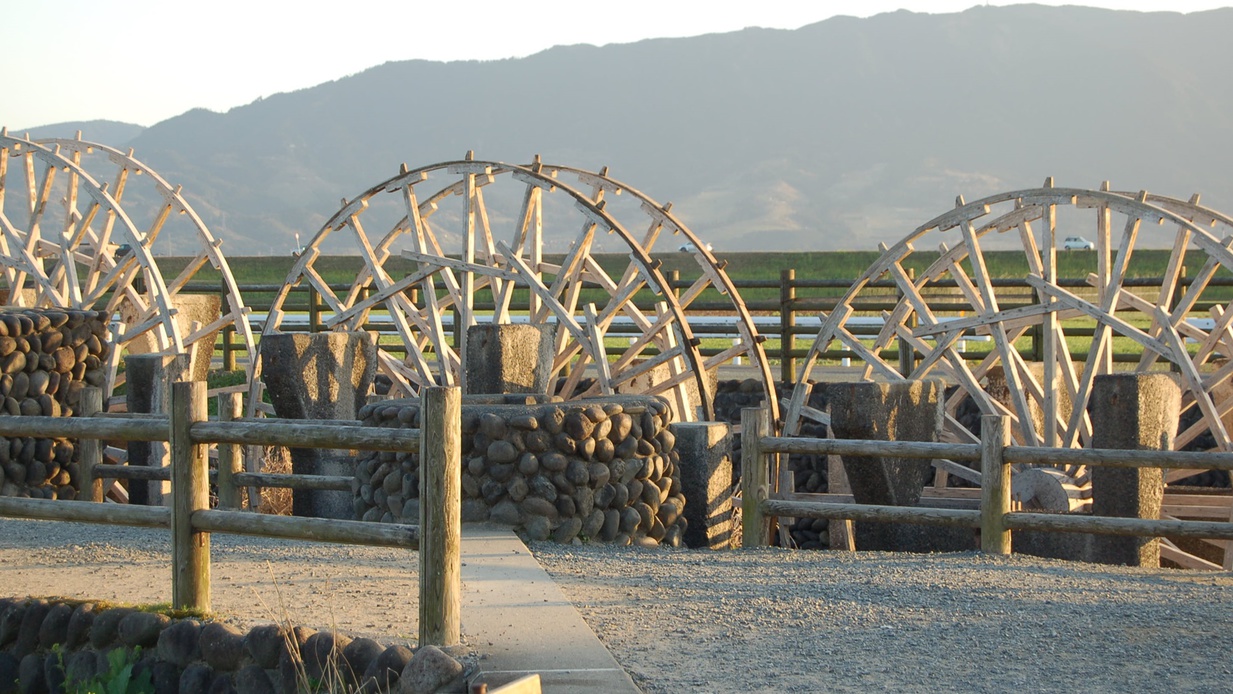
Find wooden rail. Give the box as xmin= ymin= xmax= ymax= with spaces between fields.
xmin=0 ymin=384 xmax=462 ymax=647
xmin=741 ymin=407 xmax=1233 ymax=563
xmin=195 ymin=271 xmax=1233 ymax=376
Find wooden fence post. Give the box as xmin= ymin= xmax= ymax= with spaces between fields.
xmin=741 ymin=406 xmax=771 ymax=547
xmin=216 ymin=392 xmax=243 ymax=510
xmin=171 ymin=381 xmax=211 ymax=612
xmin=419 ymin=386 xmax=461 ymax=647
xmin=898 ymin=267 xmax=916 ymax=376
xmin=308 ymin=284 xmax=321 ymax=333
xmin=980 ymin=414 xmax=1012 ymax=555
xmin=79 ymin=387 xmax=104 ymax=503
xmin=780 ymin=269 xmax=796 ymax=383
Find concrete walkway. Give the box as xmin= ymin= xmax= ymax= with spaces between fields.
xmin=461 ymin=524 xmax=641 ymax=693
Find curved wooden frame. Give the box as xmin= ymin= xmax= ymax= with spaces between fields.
xmin=35 ymin=134 xmax=259 ymax=396
xmin=785 ymin=181 xmax=1233 ymax=464
xmin=256 ymin=153 xmax=738 ymax=422
xmin=537 ymin=162 xmax=779 ymax=425
xmin=0 ymin=130 xmax=182 ymax=400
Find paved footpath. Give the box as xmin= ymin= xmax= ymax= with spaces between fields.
xmin=461 ymin=524 xmax=641 ymax=693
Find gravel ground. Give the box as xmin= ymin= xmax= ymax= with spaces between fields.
xmin=0 ymin=519 xmax=421 ymax=644
xmin=531 ymin=543 xmax=1233 ymax=693
xmin=5 ymin=518 xmax=1233 ymax=693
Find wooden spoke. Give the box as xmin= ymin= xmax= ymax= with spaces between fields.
xmin=785 ymin=184 xmax=1233 ymax=516
xmin=263 ymin=157 xmax=733 ymax=421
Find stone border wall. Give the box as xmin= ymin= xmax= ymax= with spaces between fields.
xmin=355 ymin=395 xmax=687 ymax=546
xmin=0 ymin=597 xmax=465 ymax=694
xmin=0 ymin=309 xmax=110 ymax=500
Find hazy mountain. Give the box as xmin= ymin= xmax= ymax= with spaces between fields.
xmin=18 ymin=5 xmax=1233 ymax=254
xmin=15 ymin=120 xmax=146 ymax=146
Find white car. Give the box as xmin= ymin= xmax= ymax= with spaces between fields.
xmin=677 ymin=242 xmax=713 ymax=253
xmin=1062 ymin=236 xmax=1095 ymax=251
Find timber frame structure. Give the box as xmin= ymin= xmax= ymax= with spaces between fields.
xmin=0 ymin=129 xmax=256 ymax=405
xmin=254 ymin=152 xmax=777 ymax=424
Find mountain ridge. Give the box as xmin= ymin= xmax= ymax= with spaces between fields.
xmin=16 ymin=5 xmax=1233 ymax=254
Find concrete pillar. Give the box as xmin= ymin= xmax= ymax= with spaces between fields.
xmin=671 ymin=421 xmax=734 ymax=549
xmin=125 ymin=353 xmax=189 ymax=506
xmin=1088 ymin=373 xmax=1179 ymax=567
xmin=828 ymin=379 xmax=945 ymax=551
xmin=259 ymin=332 xmax=377 ymax=519
xmin=464 ymin=324 xmax=556 ymax=395
xmin=122 ymin=294 xmax=221 ymax=383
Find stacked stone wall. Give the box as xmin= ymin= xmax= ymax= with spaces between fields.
xmin=0 ymin=309 xmax=110 ymax=500
xmin=0 ymin=597 xmax=464 ymax=694
xmin=354 ymin=395 xmax=687 ymax=546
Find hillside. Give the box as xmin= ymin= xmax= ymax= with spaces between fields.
xmin=17 ymin=5 xmax=1233 ymax=255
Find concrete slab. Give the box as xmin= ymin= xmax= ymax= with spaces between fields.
xmin=461 ymin=524 xmax=640 ymax=693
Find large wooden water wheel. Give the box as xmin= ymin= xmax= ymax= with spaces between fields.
xmin=256 ymin=153 xmax=774 ymax=422
xmin=0 ymin=130 xmax=255 ymax=405
xmin=33 ymin=133 xmax=257 ymax=398
xmin=783 ymin=181 xmax=1233 ymax=566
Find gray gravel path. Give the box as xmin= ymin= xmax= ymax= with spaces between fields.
xmin=531 ymin=543 xmax=1233 ymax=693
xmin=0 ymin=518 xmax=421 ymax=643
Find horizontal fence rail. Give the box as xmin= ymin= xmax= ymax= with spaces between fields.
xmin=0 ymin=384 xmax=462 ymax=647
xmin=741 ymin=408 xmax=1233 ymax=563
xmin=171 ymin=270 xmax=1233 ymax=377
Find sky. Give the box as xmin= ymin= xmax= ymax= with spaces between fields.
xmin=4 ymin=1 xmax=1231 ymax=130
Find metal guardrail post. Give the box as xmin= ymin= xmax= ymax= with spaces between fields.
xmin=171 ymin=381 xmax=211 ymax=612
xmin=780 ymin=269 xmax=796 ymax=383
xmin=419 ymin=385 xmax=462 ymax=647
xmin=980 ymin=414 xmax=1012 ymax=555
xmin=741 ymin=407 xmax=771 ymax=547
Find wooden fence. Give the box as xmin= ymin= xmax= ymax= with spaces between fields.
xmin=740 ymin=408 xmax=1233 ymax=562
xmin=0 ymin=383 xmax=462 ymax=647
xmin=192 ymin=271 xmax=1232 ymax=380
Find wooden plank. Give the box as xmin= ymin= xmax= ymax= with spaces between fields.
xmin=194 ymin=509 xmax=419 ymax=548
xmin=760 ymin=436 xmax=981 ymax=461
xmin=1005 ymin=511 xmax=1233 ymax=541
xmin=489 ymin=673 xmax=542 ymax=694
xmin=0 ymin=496 xmax=168 ymax=527
xmin=763 ymin=499 xmax=980 ymax=528
xmin=192 ymin=420 xmax=420 ymax=453
xmin=782 ymin=491 xmax=982 ymax=510
xmin=0 ymin=414 xmax=167 ymax=441
xmin=232 ymin=472 xmax=352 ymax=491
xmin=1160 ymin=540 xmax=1223 ymax=571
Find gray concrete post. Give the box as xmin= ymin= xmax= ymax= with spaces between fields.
xmin=259 ymin=332 xmax=377 ymax=519
xmin=1089 ymin=373 xmax=1180 ymax=567
xmin=829 ymin=379 xmax=948 ymax=551
xmin=671 ymin=421 xmax=734 ymax=549
xmin=125 ymin=353 xmax=190 ymax=506
xmin=465 ymin=324 xmax=555 ymax=395
xmin=122 ymin=294 xmax=221 ymax=383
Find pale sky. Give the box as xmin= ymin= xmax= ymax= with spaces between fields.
xmin=4 ymin=1 xmax=1230 ymax=129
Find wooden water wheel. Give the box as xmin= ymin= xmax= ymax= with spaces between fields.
xmin=782 ymin=180 xmax=1233 ymax=566
xmin=0 ymin=130 xmax=178 ymax=402
xmin=32 ymin=133 xmax=257 ymax=400
xmin=256 ymin=153 xmax=771 ymax=422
